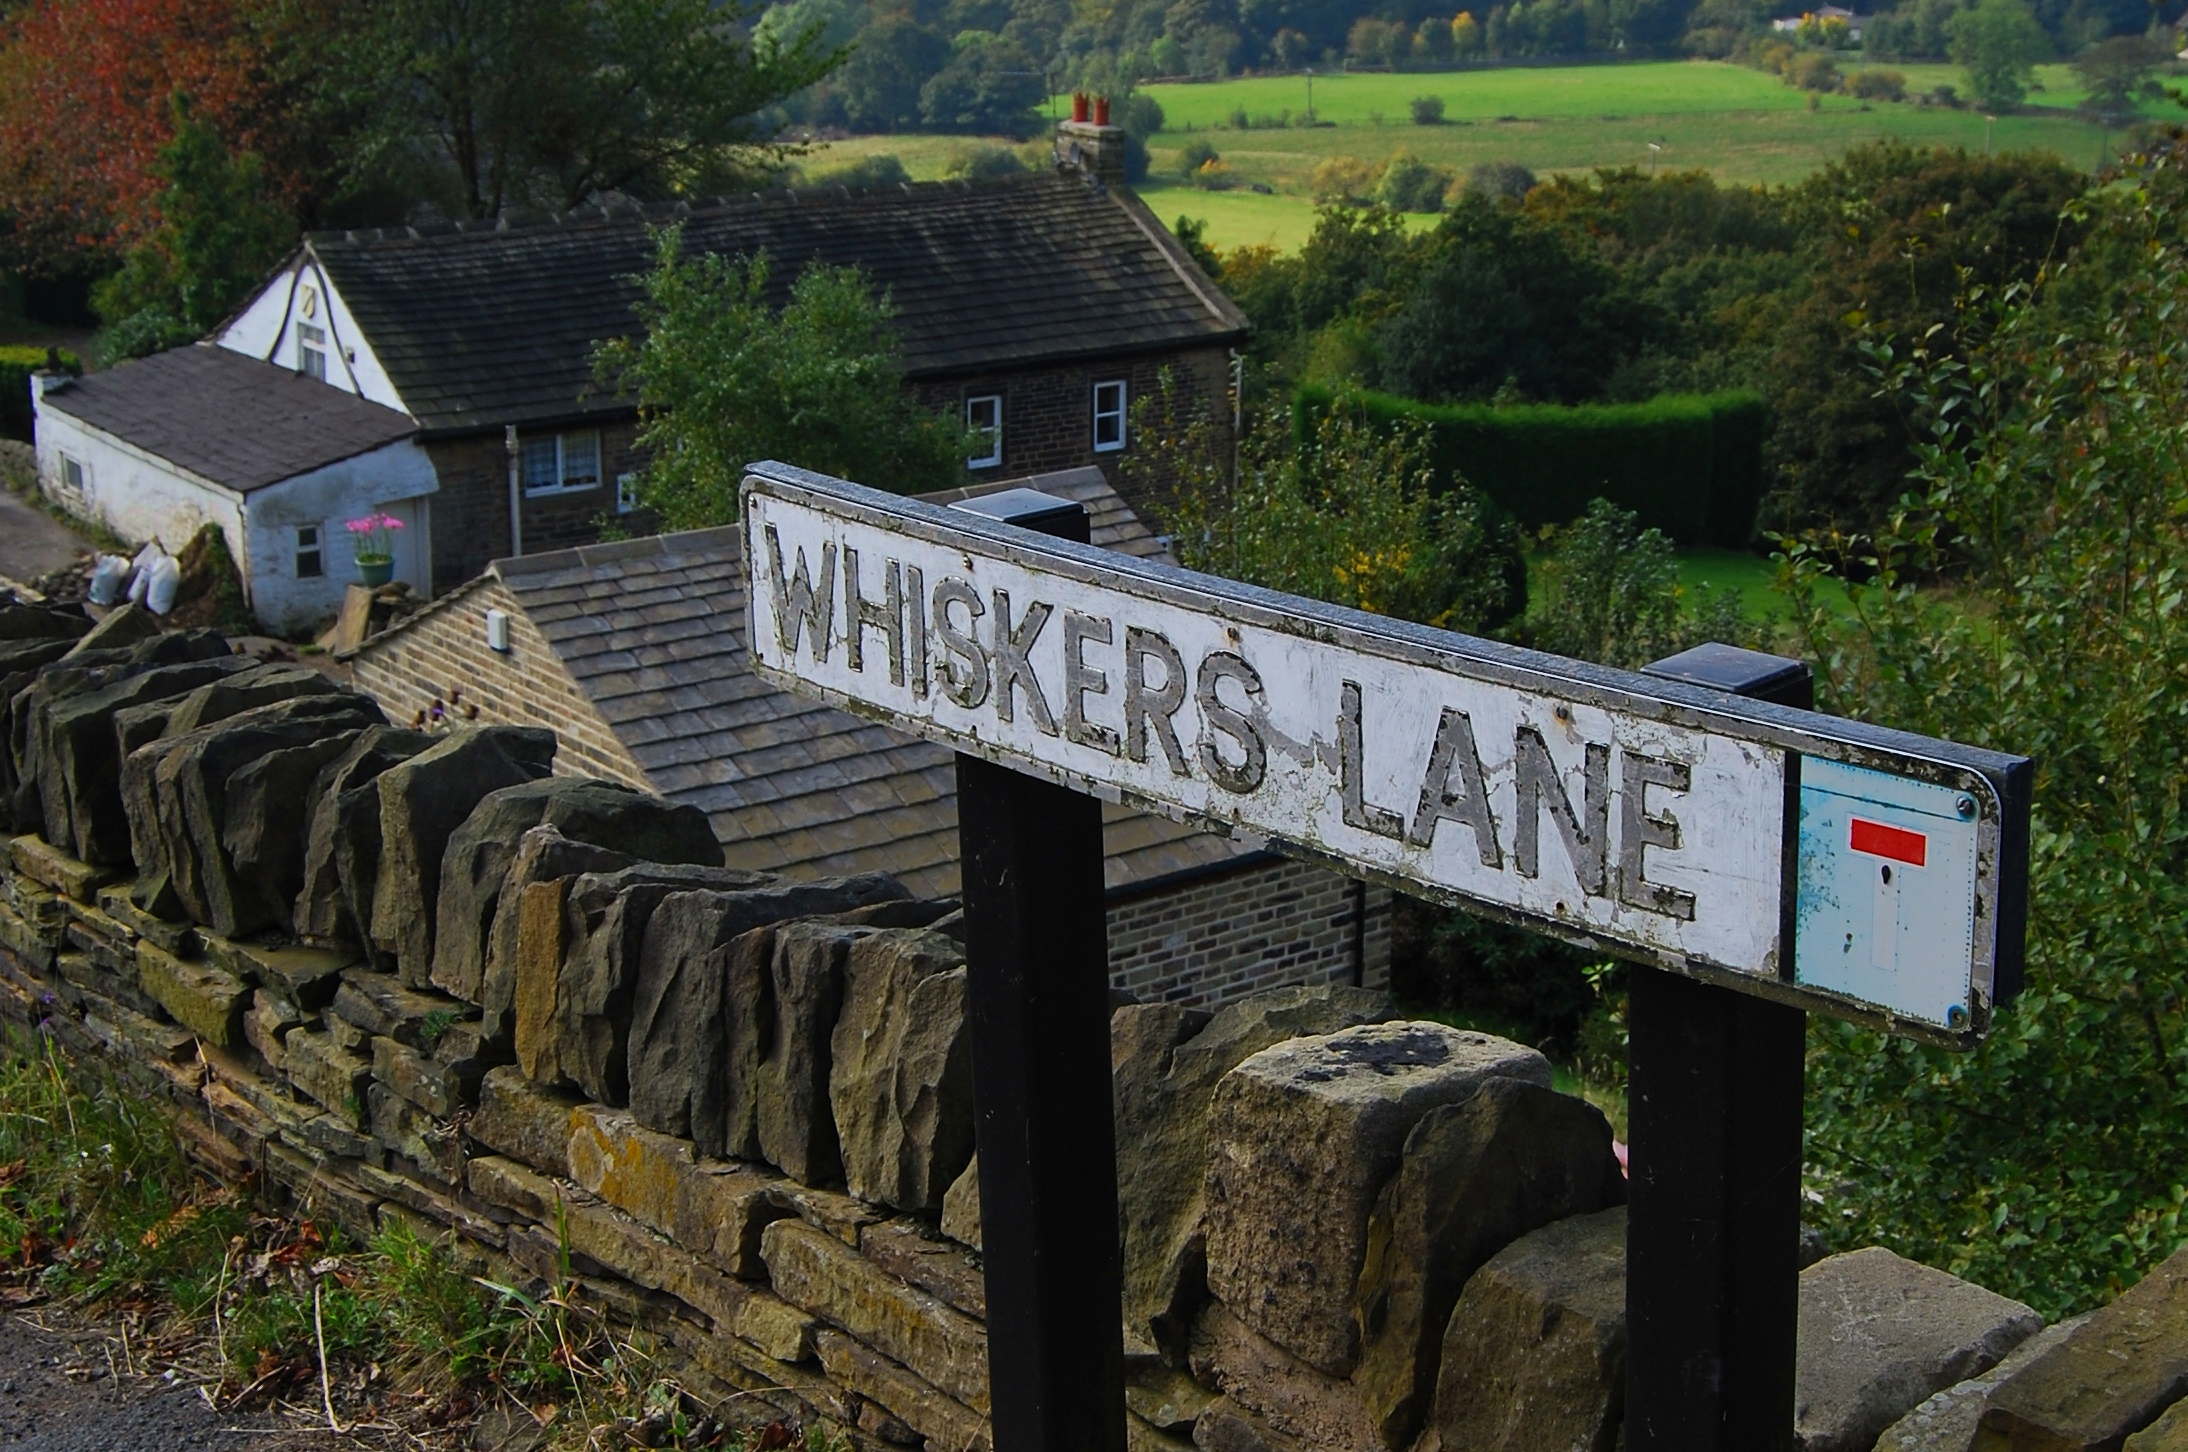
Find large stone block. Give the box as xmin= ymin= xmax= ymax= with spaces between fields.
xmin=811 ymin=1328 xmax=992 ymax=1452
xmin=36 ymin=656 xmax=249 ymax=862
xmin=286 ymin=1026 xmax=373 ymax=1125
xmin=1116 ymin=987 xmax=1389 ymax=1355
xmin=429 ymin=776 xmax=719 ymax=1007
xmin=1418 ymin=1205 xmax=1628 ymax=1452
xmin=291 ymin=727 xmax=433 ymax=949
xmin=756 ymin=922 xmax=860 ymax=1186
xmin=328 ymin=968 xmax=465 ymax=1048
xmin=1977 ymin=1245 xmax=2188 ymax=1450
xmin=565 ymin=1103 xmax=694 ymax=1236
xmin=1352 ymin=1078 xmax=1626 ymax=1449
xmin=2126 ymin=1401 xmax=2188 ymax=1452
xmin=484 ymin=827 xmax=644 ymax=1043
xmin=761 ymin=1217 xmax=990 ymax=1412
xmin=548 ymin=861 xmax=775 ymax=1100
xmin=137 ymin=694 xmax=385 ymax=935
xmin=370 ymin=727 xmax=555 ymax=986
xmin=628 ymin=876 xmax=907 ymax=1164
xmin=1875 ymin=1317 xmax=2088 ymax=1452
xmin=1188 ymin=1302 xmax=1384 ymax=1452
xmin=9 ymin=833 xmax=112 ymax=903
xmin=220 ymin=730 xmax=363 ymax=935
xmin=941 ymin=1155 xmax=981 ymax=1252
xmin=1204 ymin=1021 xmax=1551 ymax=1373
xmin=1796 ymin=1247 xmax=2041 ymax=1452
xmin=467 ymin=1065 xmax=581 ymax=1177
xmin=860 ymin=1219 xmax=986 ymax=1321
xmin=135 ymin=941 xmax=248 ymax=1048
xmin=828 ymin=928 xmax=972 ymax=1214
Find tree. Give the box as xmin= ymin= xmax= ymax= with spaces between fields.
xmin=1949 ymin=0 xmax=2049 ymax=109
xmin=92 ymin=99 xmax=294 ymax=362
xmin=918 ymin=33 xmax=1046 ymax=134
xmin=836 ymin=17 xmax=951 ymax=133
xmin=0 ymin=0 xmax=283 ymax=268
xmin=597 ymin=229 xmax=975 ymax=530
xmin=1796 ymin=142 xmax=2188 ymax=1317
xmin=337 ymin=0 xmax=840 ymax=219
xmin=2070 ymin=33 xmax=2168 ymax=124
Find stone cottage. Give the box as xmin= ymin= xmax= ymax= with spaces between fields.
xmin=347 ymin=468 xmax=1391 ymax=1006
xmin=30 ymin=149 xmax=1245 ymax=631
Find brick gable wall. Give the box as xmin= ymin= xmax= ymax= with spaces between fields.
xmin=347 ymin=577 xmax=651 ymax=791
xmin=1106 ymin=856 xmax=1393 ymax=1007
xmin=422 ymin=424 xmax=647 ymax=596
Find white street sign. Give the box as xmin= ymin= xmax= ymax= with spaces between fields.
xmin=742 ymin=465 xmax=2029 ymax=1045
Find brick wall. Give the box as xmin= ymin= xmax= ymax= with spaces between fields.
xmin=914 ymin=345 xmax=1232 ymax=527
xmin=347 ymin=577 xmax=651 ymax=790
xmin=422 ymin=422 xmax=646 ymax=596
xmin=1106 ymin=855 xmax=1393 ymax=1008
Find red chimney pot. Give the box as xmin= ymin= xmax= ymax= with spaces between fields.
xmin=1093 ymin=94 xmax=1111 ymax=126
xmin=1071 ymin=92 xmax=1090 ymax=123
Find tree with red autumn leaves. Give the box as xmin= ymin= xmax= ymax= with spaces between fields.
xmin=0 ymin=0 xmax=291 ymax=270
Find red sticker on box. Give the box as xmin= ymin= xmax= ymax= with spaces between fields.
xmin=1850 ymin=817 xmax=1927 ymax=866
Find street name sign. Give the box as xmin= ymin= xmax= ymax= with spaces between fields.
xmin=742 ymin=463 xmax=2030 ymax=1046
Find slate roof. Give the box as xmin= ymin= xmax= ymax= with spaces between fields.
xmin=376 ymin=468 xmax=1245 ymax=900
xmin=36 ymin=344 xmax=417 ymax=492
xmin=306 ymin=171 xmax=1250 ymax=435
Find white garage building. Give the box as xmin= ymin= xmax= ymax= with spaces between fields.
xmin=31 ymin=344 xmax=435 ymax=634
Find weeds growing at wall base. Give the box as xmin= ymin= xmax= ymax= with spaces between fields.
xmin=0 ymin=1025 xmax=841 ymax=1449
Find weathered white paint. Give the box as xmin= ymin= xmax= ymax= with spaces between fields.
xmin=743 ymin=467 xmax=2026 ymax=1040
xmin=33 ymin=383 xmax=437 ymax=635
xmin=215 ymin=251 xmax=407 ymax=413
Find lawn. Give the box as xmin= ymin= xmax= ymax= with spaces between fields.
xmin=797 ymin=60 xmax=2161 ymax=251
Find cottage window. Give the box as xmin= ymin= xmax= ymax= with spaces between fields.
xmin=298 ymin=323 xmax=327 ymax=381
xmin=522 ymin=431 xmax=603 ymax=496
xmin=58 ymin=454 xmax=85 ymax=495
xmin=967 ymin=395 xmax=1003 ymax=469
xmin=295 ymin=525 xmax=324 ymax=578
xmin=616 ymin=472 xmax=640 ymax=514
xmin=1092 ymin=379 xmax=1127 ymax=453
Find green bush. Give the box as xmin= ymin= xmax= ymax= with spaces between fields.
xmin=0 ymin=346 xmax=80 ymax=443
xmin=1296 ymin=386 xmax=1767 ymax=546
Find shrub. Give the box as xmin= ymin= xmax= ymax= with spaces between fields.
xmin=1311 ymin=155 xmax=1379 ymax=202
xmin=1848 ymin=69 xmax=1908 ymax=101
xmin=0 ymin=345 xmax=80 ymax=442
xmin=1375 ymin=151 xmax=1455 ymax=212
xmin=807 ymin=153 xmax=910 ymax=189
xmin=944 ymin=143 xmax=1025 ymax=179
xmin=1530 ymin=497 xmax=1750 ymax=667
xmin=1463 ymin=159 xmax=1538 ymax=199
xmin=1410 ymin=94 xmax=1447 ymax=125
xmin=1792 ymin=51 xmax=1842 ymax=90
xmin=1297 ymin=386 xmax=1768 ymax=545
xmin=1175 ymin=136 xmax=1221 ymax=181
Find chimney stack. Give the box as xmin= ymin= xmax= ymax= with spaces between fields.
xmin=1058 ymin=96 xmax=1129 ymax=188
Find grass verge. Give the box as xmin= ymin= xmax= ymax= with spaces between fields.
xmin=0 ymin=1025 xmax=840 ymax=1450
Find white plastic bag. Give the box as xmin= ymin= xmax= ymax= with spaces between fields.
xmin=87 ymin=554 xmax=131 ymax=606
xmin=143 ymin=553 xmax=180 ymax=615
xmin=125 ymin=541 xmax=162 ymax=604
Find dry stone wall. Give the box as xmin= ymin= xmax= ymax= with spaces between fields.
xmin=1 ymin=599 xmax=2185 ymax=1452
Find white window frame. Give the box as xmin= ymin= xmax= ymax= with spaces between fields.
xmin=616 ymin=472 xmax=641 ymax=514
xmin=966 ymin=394 xmax=1003 ymax=469
xmin=58 ymin=454 xmax=86 ymax=496
xmin=297 ymin=322 xmax=327 ymax=381
xmin=1092 ymin=379 xmax=1127 ymax=453
xmin=295 ymin=524 xmax=324 ymax=579
xmin=521 ymin=431 xmax=603 ymax=497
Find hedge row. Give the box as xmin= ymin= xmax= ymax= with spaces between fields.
xmin=1 ymin=346 xmax=81 ymax=444
xmin=1295 ymin=386 xmax=1769 ymax=547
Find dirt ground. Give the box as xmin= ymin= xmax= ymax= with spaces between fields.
xmin=0 ymin=1308 xmax=421 ymax=1452
xmin=0 ymin=487 xmax=91 ymax=592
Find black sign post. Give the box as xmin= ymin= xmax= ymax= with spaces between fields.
xmin=949 ymin=490 xmax=1128 ymax=1452
xmin=1626 ymin=643 xmax=1814 ymax=1451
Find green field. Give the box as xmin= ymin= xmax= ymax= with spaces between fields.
xmin=802 ymin=59 xmax=2160 ymax=252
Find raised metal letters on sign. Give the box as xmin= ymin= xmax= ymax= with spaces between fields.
xmin=741 ymin=465 xmax=2029 ymax=1044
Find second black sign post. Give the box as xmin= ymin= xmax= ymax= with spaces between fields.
xmin=950 ymin=489 xmax=1129 ymax=1452
xmin=1627 ymin=643 xmax=1814 ymax=1451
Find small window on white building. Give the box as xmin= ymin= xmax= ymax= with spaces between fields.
xmin=966 ymin=395 xmax=1003 ymax=469
xmin=295 ymin=525 xmax=324 ymax=578
xmin=298 ymin=323 xmax=327 ymax=381
xmin=58 ymin=454 xmax=85 ymax=495
xmin=522 ymin=432 xmax=603 ymax=496
xmin=616 ymin=472 xmax=640 ymax=514
xmin=1092 ymin=379 xmax=1127 ymax=453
